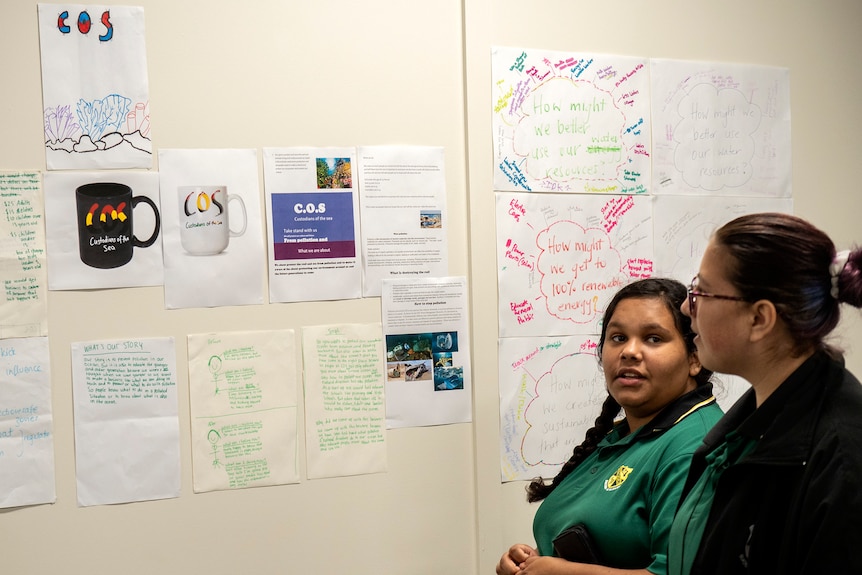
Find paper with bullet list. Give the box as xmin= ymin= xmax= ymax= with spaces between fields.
xmin=0 ymin=172 xmax=48 ymax=338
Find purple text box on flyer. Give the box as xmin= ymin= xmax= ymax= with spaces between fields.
xmin=272 ymin=192 xmax=356 ymax=260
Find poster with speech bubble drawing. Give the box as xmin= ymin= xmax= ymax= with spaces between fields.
xmin=499 ymin=335 xmax=607 ymax=482
xmin=496 ymin=191 xmax=652 ymax=337
xmin=498 ymin=334 xmax=751 ymax=482
xmin=492 ymin=46 xmax=650 ymax=194
xmin=652 ymin=194 xmax=794 ymax=285
xmin=650 ymin=58 xmax=791 ymax=197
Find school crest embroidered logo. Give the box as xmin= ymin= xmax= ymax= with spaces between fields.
xmin=604 ymin=465 xmax=633 ymax=491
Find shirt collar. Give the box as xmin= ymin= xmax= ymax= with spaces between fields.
xmin=631 ymin=383 xmax=717 ymax=439
xmin=604 ymin=384 xmax=717 ymax=446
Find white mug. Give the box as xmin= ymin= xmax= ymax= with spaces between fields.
xmin=178 ymin=186 xmax=247 ymax=255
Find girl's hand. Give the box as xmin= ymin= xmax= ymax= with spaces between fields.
xmin=496 ymin=544 xmax=538 ymax=574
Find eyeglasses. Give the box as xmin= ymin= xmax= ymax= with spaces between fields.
xmin=687 ymin=276 xmax=748 ymax=316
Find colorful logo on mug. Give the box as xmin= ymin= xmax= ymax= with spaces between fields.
xmin=184 ymin=191 xmax=224 ymax=217
xmin=85 ymin=202 xmax=128 ymax=230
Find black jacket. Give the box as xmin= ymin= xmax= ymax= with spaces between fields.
xmin=681 ymin=351 xmax=862 ymax=575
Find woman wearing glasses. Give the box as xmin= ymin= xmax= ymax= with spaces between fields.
xmin=498 ymin=278 xmax=722 ymax=575
xmin=668 ymin=212 xmax=862 ymax=575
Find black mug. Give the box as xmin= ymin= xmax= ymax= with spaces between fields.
xmin=76 ymin=182 xmax=161 ymax=269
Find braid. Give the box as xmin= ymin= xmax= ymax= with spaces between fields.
xmin=526 ymin=395 xmax=621 ymax=502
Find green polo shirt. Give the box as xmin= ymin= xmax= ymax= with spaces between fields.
xmin=533 ymin=387 xmax=722 ymax=575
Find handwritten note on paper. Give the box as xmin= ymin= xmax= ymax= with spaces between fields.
xmin=650 ymin=59 xmax=791 ymax=197
xmin=71 ymin=337 xmax=179 ymax=506
xmin=0 ymin=172 xmax=48 ymax=338
xmin=187 ymin=330 xmax=299 ymax=492
xmin=499 ymin=335 xmax=607 ymax=482
xmin=496 ymin=191 xmax=653 ymax=337
xmin=0 ymin=337 xmax=55 ymax=508
xmin=652 ymin=194 xmax=794 ymax=283
xmin=492 ymin=46 xmax=651 ymax=194
xmin=302 ymin=324 xmax=386 ymax=479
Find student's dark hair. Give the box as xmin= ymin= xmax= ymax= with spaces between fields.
xmin=713 ymin=213 xmax=862 ymax=358
xmin=526 ymin=277 xmax=711 ymax=502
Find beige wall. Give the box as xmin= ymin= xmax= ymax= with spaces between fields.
xmin=2 ymin=1 xmax=474 ymax=574
xmin=2 ymin=1 xmax=861 ymax=573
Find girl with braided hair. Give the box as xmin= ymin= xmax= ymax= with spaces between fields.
xmin=498 ymin=278 xmax=723 ymax=575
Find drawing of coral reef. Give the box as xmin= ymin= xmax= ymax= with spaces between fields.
xmin=44 ymin=94 xmax=151 ymax=156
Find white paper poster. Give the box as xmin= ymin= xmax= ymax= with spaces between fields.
xmin=262 ymin=147 xmax=362 ymax=303
xmin=499 ymin=334 xmax=606 ymax=482
xmin=358 ymin=146 xmax=449 ymax=297
xmin=71 ymin=337 xmax=179 ymax=506
xmin=650 ymin=58 xmax=791 ymax=197
xmin=188 ymin=330 xmax=299 ymax=492
xmin=0 ymin=337 xmax=56 ymax=508
xmin=38 ymin=4 xmax=152 ymax=170
xmin=302 ymin=324 xmax=386 ymax=479
xmin=43 ymin=171 xmax=163 ymax=290
xmin=0 ymin=172 xmax=48 ymax=338
xmin=382 ymin=277 xmax=471 ymax=428
xmin=495 ymin=191 xmax=653 ymax=337
xmin=492 ymin=46 xmax=651 ymax=194
xmin=158 ymin=149 xmax=265 ymax=309
xmin=497 ymin=333 xmax=749 ymax=483
xmin=652 ymin=194 xmax=794 ymax=283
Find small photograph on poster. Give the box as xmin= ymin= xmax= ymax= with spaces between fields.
xmin=404 ymin=360 xmax=432 ymax=382
xmin=432 ymin=331 xmax=458 ymax=353
xmin=385 ymin=333 xmax=433 ymax=381
xmin=434 ymin=363 xmax=463 ymax=391
xmin=434 ymin=352 xmax=452 ymax=368
xmin=385 ymin=332 xmax=463 ymax=390
xmin=420 ymin=210 xmax=442 ymax=229
xmin=316 ymin=157 xmax=352 ymax=189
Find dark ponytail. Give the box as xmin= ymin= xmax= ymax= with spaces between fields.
xmin=715 ymin=213 xmax=862 ymax=358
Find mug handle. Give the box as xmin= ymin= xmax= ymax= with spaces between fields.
xmin=131 ymin=195 xmax=161 ymax=248
xmin=228 ymin=194 xmax=247 ymax=237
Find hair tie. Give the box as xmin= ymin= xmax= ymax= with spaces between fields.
xmin=830 ymin=250 xmax=850 ymax=299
